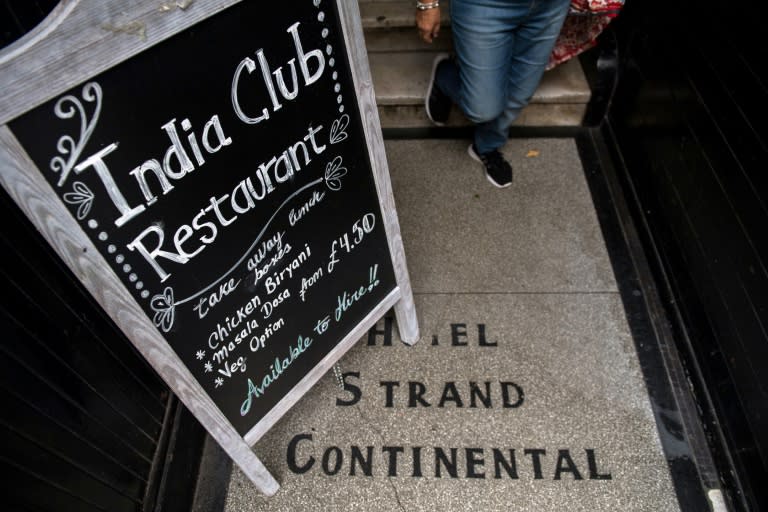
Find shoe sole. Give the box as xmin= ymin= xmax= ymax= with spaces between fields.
xmin=468 ymin=144 xmax=512 ymax=189
xmin=425 ymin=53 xmax=450 ymax=127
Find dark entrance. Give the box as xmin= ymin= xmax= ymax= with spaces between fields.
xmin=596 ymin=0 xmax=768 ymax=509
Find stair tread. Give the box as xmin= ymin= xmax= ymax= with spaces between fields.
xmin=371 ymin=52 xmax=591 ymax=106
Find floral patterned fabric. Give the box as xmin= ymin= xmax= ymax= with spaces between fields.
xmin=548 ymin=0 xmax=624 ymax=69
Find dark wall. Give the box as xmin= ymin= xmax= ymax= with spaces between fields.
xmin=604 ymin=0 xmax=767 ymax=509
xmin=1 ymin=3 xmax=206 ymax=511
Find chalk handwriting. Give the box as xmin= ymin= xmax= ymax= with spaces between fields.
xmin=261 ymin=288 xmax=291 ymax=319
xmin=252 ymin=243 xmax=293 ymax=286
xmin=232 ymin=22 xmax=325 ymax=125
xmin=247 ymin=317 xmax=286 ymax=353
xmin=75 ymin=114 xmax=232 ymax=229
xmin=327 ymin=242 xmax=340 ymax=274
xmin=314 ymin=315 xmax=331 ymax=335
xmin=299 ymin=266 xmax=324 ymax=302
xmin=247 ymin=230 xmax=286 ymax=269
xmin=240 ymin=334 xmax=313 ymax=415
xmin=207 ymin=293 xmax=262 ymax=348
xmin=127 ymin=124 xmax=325 ymax=282
xmin=334 ymin=264 xmax=380 ymax=322
xmin=211 ymin=320 xmax=255 ymax=364
xmin=330 ymin=212 xmax=376 ymax=257
xmin=289 ymin=189 xmax=325 ymax=226
xmin=264 ymin=243 xmax=312 ymax=294
xmin=40 ymin=11 xmax=401 ymax=418
xmin=217 ymin=355 xmax=247 ymax=379
xmin=193 ymin=277 xmax=241 ymax=319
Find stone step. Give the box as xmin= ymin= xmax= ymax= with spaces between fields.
xmin=360 ymin=0 xmax=453 ymax=53
xmin=364 ymin=26 xmax=454 ymax=53
xmin=359 ymin=0 xmax=591 ymax=128
xmin=360 ymin=1 xmax=443 ymax=30
xmin=370 ymin=51 xmax=591 ymax=128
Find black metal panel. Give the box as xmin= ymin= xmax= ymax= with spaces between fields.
xmin=0 ymin=184 xmax=167 ymax=511
xmin=0 ymin=227 xmax=167 ymax=417
xmin=0 ymin=388 xmax=149 ymax=496
xmin=0 ymin=250 xmax=166 ymax=443
xmin=0 ymin=225 xmax=168 ymax=410
xmin=3 ymin=458 xmax=108 ymax=512
xmin=2 ymin=423 xmax=141 ymax=512
xmin=0 ymin=263 xmax=162 ymax=459
xmin=604 ymin=0 xmax=768 ymax=509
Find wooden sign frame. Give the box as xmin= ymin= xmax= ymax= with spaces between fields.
xmin=0 ymin=0 xmax=419 ymax=496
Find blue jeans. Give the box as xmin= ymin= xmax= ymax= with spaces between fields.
xmin=437 ymin=0 xmax=571 ymax=153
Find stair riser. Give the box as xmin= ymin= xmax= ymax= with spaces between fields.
xmin=365 ymin=28 xmax=453 ymax=53
xmin=378 ymin=103 xmax=588 ymax=129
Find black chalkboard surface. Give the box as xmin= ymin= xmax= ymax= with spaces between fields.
xmin=9 ymin=1 xmax=398 ymax=437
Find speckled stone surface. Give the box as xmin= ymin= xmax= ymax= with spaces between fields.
xmin=222 ymin=140 xmax=680 ymax=511
xmin=388 ymin=139 xmax=617 ymax=294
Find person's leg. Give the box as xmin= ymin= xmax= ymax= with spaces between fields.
xmin=474 ymin=0 xmax=571 ymax=150
xmin=439 ymin=0 xmax=522 ymax=155
xmin=429 ymin=0 xmax=529 ymax=186
xmin=430 ymin=0 xmax=569 ymax=186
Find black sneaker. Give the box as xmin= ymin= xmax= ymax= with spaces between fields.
xmin=425 ymin=54 xmax=452 ymax=126
xmin=468 ymin=144 xmax=513 ymax=188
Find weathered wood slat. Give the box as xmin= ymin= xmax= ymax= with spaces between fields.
xmin=339 ymin=0 xmax=420 ymax=345
xmin=0 ymin=0 xmax=242 ymax=125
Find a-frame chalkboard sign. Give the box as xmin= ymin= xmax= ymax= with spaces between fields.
xmin=0 ymin=0 xmax=419 ymax=496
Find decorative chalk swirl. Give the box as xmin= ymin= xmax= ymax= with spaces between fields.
xmin=329 ymin=114 xmax=349 ymax=144
xmin=50 ymin=82 xmax=103 ymax=187
xmin=150 ymin=287 xmax=176 ymax=333
xmin=62 ymin=181 xmax=95 ymax=220
xmin=324 ymin=156 xmax=347 ymax=191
